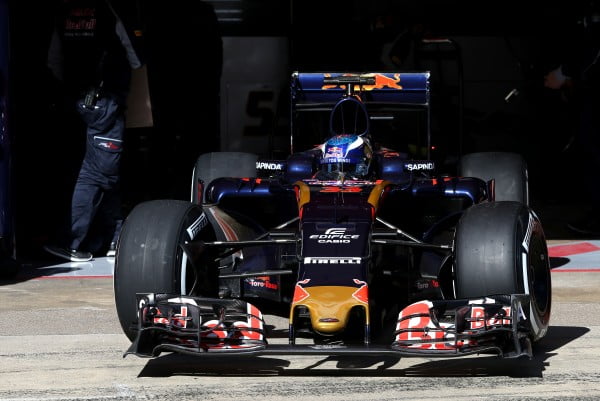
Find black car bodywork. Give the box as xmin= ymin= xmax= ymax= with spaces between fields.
xmin=114 ymin=72 xmax=551 ymax=360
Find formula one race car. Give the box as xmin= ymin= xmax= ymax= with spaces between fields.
xmin=114 ymin=72 xmax=551 ymax=359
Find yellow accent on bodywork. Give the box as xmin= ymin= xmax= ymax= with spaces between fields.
xmin=368 ymin=180 xmax=391 ymax=211
xmin=294 ymin=181 xmax=311 ymax=210
xmin=290 ymin=286 xmax=369 ymax=334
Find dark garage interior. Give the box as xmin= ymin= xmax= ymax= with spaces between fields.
xmin=1 ymin=0 xmax=599 ymax=270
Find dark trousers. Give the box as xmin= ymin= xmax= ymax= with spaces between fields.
xmin=69 ymin=94 xmax=124 ymax=251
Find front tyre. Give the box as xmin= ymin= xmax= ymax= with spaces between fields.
xmin=454 ymin=201 xmax=551 ymax=341
xmin=114 ymin=200 xmax=217 ymax=341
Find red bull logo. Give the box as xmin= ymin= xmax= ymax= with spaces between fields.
xmin=325 ymin=146 xmax=343 ymax=158
xmin=322 ymin=73 xmax=403 ymax=91
xmin=363 ymin=73 xmax=402 ymax=90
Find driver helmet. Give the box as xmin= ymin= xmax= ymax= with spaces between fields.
xmin=318 ymin=134 xmax=373 ymax=180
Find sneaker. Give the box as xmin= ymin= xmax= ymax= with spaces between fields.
xmin=106 ymin=242 xmax=117 ymax=258
xmin=43 ymin=245 xmax=93 ymax=262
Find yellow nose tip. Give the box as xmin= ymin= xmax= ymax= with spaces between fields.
xmin=291 ymin=286 xmax=370 ymax=334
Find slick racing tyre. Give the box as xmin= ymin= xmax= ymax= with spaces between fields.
xmin=191 ymin=152 xmax=258 ymax=204
xmin=114 ymin=200 xmax=217 ymax=341
xmin=454 ymin=201 xmax=551 ymax=341
xmin=459 ymin=152 xmax=529 ymax=205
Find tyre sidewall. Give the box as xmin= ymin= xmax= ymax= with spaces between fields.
xmin=114 ymin=200 xmax=213 ymax=341
xmin=454 ymin=201 xmax=551 ymax=341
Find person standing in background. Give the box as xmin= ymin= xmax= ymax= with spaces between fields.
xmin=44 ymin=0 xmax=143 ymax=262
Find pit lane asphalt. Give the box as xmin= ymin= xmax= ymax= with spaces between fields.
xmin=1 ymin=245 xmax=600 ymax=401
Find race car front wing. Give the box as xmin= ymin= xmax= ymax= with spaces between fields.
xmin=125 ymin=293 xmax=534 ymax=359
xmin=390 ymin=296 xmax=533 ymax=358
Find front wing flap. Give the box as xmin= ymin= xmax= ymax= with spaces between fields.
xmin=125 ymin=294 xmax=533 ymax=359
xmin=392 ymin=295 xmax=533 ymax=358
xmin=126 ymin=293 xmax=267 ymax=357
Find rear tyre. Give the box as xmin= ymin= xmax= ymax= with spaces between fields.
xmin=191 ymin=152 xmax=258 ymax=203
xmin=114 ymin=199 xmax=216 ymax=341
xmin=459 ymin=152 xmax=528 ymax=204
xmin=454 ymin=201 xmax=551 ymax=341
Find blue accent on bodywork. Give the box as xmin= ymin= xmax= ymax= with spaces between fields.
xmin=207 ymin=178 xmax=275 ymax=204
xmin=410 ymin=177 xmax=488 ymax=204
xmin=285 ymin=151 xmax=319 ymax=182
xmin=377 ymin=154 xmax=408 ymax=183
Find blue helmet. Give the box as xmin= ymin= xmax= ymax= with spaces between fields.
xmin=318 ymin=134 xmax=372 ymax=180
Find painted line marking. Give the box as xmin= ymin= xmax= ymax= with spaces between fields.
xmin=552 ymin=269 xmax=600 ymax=273
xmin=548 ymin=242 xmax=600 ymax=258
xmin=31 ymin=275 xmax=112 ymax=280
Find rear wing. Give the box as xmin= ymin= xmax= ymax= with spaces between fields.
xmin=291 ymin=72 xmax=430 ymax=109
xmin=289 ymin=72 xmax=432 ymax=157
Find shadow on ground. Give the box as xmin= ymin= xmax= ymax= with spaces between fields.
xmin=136 ymin=325 xmax=588 ymax=378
